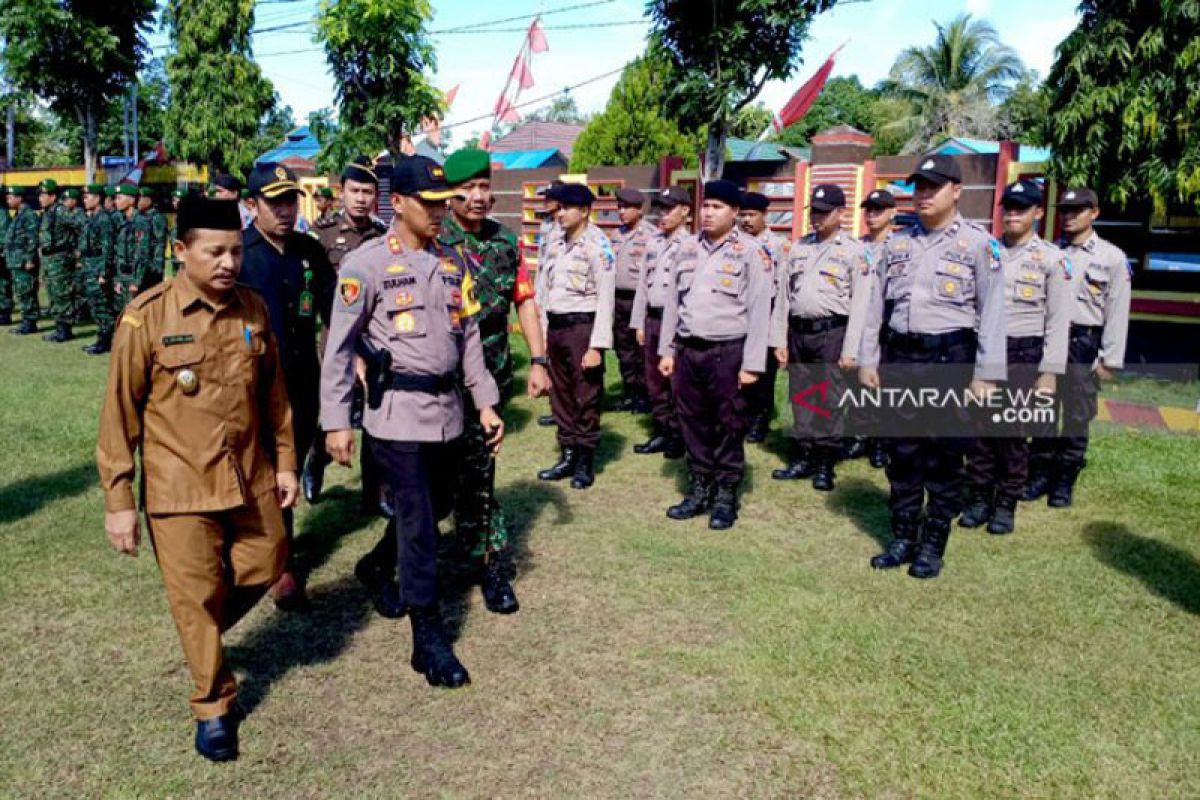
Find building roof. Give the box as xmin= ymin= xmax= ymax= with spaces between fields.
xmin=931 ymin=136 xmax=1051 ymax=163
xmin=256 ymin=126 xmax=321 ymax=166
xmin=491 ymin=121 xmax=584 ymax=159
xmin=489 ymin=148 xmax=567 ymax=170
xmin=727 ymin=137 xmax=788 ymax=162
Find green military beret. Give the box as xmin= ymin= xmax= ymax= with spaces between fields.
xmin=315 ymin=186 xmax=335 ymax=199
xmin=239 ymin=189 xmax=249 ymax=200
xmin=103 ymin=186 xmax=117 ymax=197
xmin=114 ymin=184 xmax=139 ymax=197
xmin=83 ymin=183 xmax=106 ymax=196
xmin=172 ymin=187 xmax=188 ymax=199
xmin=137 ymin=186 xmax=154 ymax=197
xmin=10 ymin=185 xmax=27 ymax=194
xmin=38 ymin=178 xmax=59 ymax=194
xmin=443 ymin=148 xmax=491 ymax=186
xmin=63 ymin=188 xmax=82 ymax=200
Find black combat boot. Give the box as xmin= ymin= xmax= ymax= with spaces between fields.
xmin=630 ymin=394 xmax=652 ymax=414
xmin=480 ymin=553 xmax=519 ymax=615
xmin=633 ymin=426 xmax=668 ymax=455
xmin=745 ymin=413 xmax=770 ymax=443
xmin=662 ymin=433 xmax=685 ymax=460
xmin=870 ymin=514 xmax=921 ymax=570
xmin=987 ymin=498 xmax=1016 ymax=535
xmin=958 ymin=490 xmax=994 ymax=528
xmin=82 ymin=332 xmax=112 ymax=355
xmin=667 ymin=473 xmax=713 ymax=520
xmin=537 ymin=414 xmax=556 ymax=427
xmin=771 ymin=445 xmax=814 ymax=480
xmin=708 ymin=480 xmax=741 ymax=530
xmin=194 ymin=714 xmax=239 ymax=762
xmin=1047 ymin=465 xmax=1081 ymax=508
xmin=811 ymin=459 xmax=836 ymax=492
xmin=10 ymin=319 xmax=36 ymax=335
xmin=537 ymin=446 xmax=577 ymax=481
xmin=0 ymin=312 xmax=10 ymax=326
xmin=1022 ymin=471 xmax=1051 ymax=501
xmin=354 ymin=553 xmax=407 ymax=619
xmin=868 ymin=439 xmax=889 ymax=469
xmin=843 ymin=437 xmax=867 ymax=460
xmin=409 ymin=605 xmax=470 ymax=688
xmin=909 ymin=517 xmax=951 ymax=579
xmin=43 ymin=323 xmax=71 ymax=342
xmin=570 ymin=447 xmax=595 ymax=490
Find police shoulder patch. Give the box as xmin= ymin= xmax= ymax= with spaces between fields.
xmin=988 ymin=238 xmax=1002 ymax=270
xmin=338 ymin=277 xmax=363 ymax=307
xmin=1062 ymin=255 xmax=1074 ymax=280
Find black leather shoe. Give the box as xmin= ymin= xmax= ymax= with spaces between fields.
xmin=662 ymin=435 xmax=685 ymax=460
xmin=302 ymin=463 xmax=324 ymax=504
xmin=355 ymin=554 xmax=407 ymax=619
xmin=195 ymin=714 xmax=238 ymax=762
xmin=10 ymin=320 xmax=37 ymax=335
xmin=667 ymin=475 xmax=713 ymax=520
xmin=538 ymin=447 xmax=577 ymax=481
xmin=537 ymin=414 xmax=557 ymax=427
xmin=909 ymin=518 xmax=951 ymax=579
xmin=708 ymin=481 xmax=740 ymax=530
xmin=987 ymin=504 xmax=1015 ymax=535
xmin=1022 ymin=473 xmax=1051 ymax=501
xmin=633 ymin=434 xmax=667 ymax=455
xmin=409 ymin=606 xmax=470 ymax=688
xmin=870 ymin=515 xmax=921 ymax=569
xmin=868 ymin=441 xmax=889 ymax=469
xmin=811 ymin=463 xmax=835 ymax=492
xmin=958 ymin=495 xmax=993 ymax=528
xmin=745 ymin=415 xmax=769 ymax=443
xmin=481 ymin=556 xmax=519 ymax=615
xmin=570 ymin=447 xmax=595 ymax=490
xmin=842 ymin=437 xmax=867 ymax=460
xmin=771 ymin=459 xmax=814 ymax=480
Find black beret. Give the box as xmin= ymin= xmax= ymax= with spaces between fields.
xmin=703 ymin=179 xmax=742 ymax=208
xmin=176 ymin=197 xmax=243 ymax=238
xmin=557 ymin=183 xmax=596 ymax=207
xmin=741 ymin=191 xmax=770 ymax=212
xmin=341 ymin=155 xmax=379 ymax=185
xmin=615 ymin=187 xmax=645 ymax=206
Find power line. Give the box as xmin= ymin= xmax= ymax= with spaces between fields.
xmin=439 ymin=65 xmax=626 ymax=133
xmin=434 ymin=20 xmax=644 ymax=36
xmin=441 ymin=0 xmax=615 ymax=33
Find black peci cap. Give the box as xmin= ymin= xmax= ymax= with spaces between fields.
xmin=557 ymin=183 xmax=596 ymax=207
xmin=614 ymin=187 xmax=646 ymax=206
xmin=907 ymin=153 xmax=963 ymax=186
xmin=176 ymin=196 xmax=243 ymax=238
xmin=703 ymin=179 xmax=743 ymax=208
xmin=741 ymin=191 xmax=770 ymax=213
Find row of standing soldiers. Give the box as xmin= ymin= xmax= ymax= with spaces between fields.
xmin=532 ymin=153 xmax=1129 ymax=580
xmin=1 ymin=180 xmax=172 ymax=352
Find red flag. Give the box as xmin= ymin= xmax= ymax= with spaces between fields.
xmin=773 ymin=45 xmax=844 ymax=131
xmin=444 ymin=83 xmax=460 ymax=108
xmin=479 ymin=130 xmax=492 ymax=150
xmin=528 ymin=18 xmax=549 ymax=53
xmin=510 ymin=52 xmax=535 ymax=90
xmin=495 ymin=95 xmax=520 ymax=124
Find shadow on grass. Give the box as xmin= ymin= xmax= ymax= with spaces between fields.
xmin=293 ymin=486 xmax=380 ymax=584
xmin=440 ymin=479 xmax=570 ymax=643
xmin=503 ymin=403 xmax=534 ymax=436
xmin=228 ymin=575 xmax=372 ymax=716
xmin=824 ymin=477 xmax=890 ymax=548
xmin=1085 ymin=521 xmax=1200 ymax=616
xmin=0 ymin=462 xmax=96 ymax=526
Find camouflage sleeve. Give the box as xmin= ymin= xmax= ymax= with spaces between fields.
xmin=133 ymin=219 xmax=155 ymax=284
xmin=16 ymin=212 xmax=40 ymax=264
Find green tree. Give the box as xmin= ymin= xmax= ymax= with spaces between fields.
xmin=880 ymin=13 xmax=1025 ymax=153
xmin=164 ymin=0 xmax=276 ymax=175
xmin=53 ymin=59 xmax=171 ymax=164
xmin=1046 ymin=0 xmax=1200 ymax=213
xmin=0 ymin=90 xmax=69 ymax=167
xmin=316 ymin=0 xmax=441 ymax=165
xmin=528 ymin=94 xmax=589 ymax=126
xmin=0 ymin=0 xmax=156 ymax=179
xmin=648 ymin=0 xmax=837 ymax=180
xmin=730 ymin=103 xmax=773 ymax=140
xmin=774 ymin=75 xmax=878 ymax=147
xmin=999 ymin=71 xmax=1051 ymax=147
xmin=570 ymin=54 xmax=698 ymax=171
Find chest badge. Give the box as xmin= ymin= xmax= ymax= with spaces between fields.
xmin=395 ymin=290 xmax=414 ymax=308
xmin=394 ymin=311 xmax=416 ymax=333
xmin=386 ymin=263 xmax=408 ymax=274
xmin=440 ymin=259 xmax=460 ymax=274
xmin=720 ymin=276 xmax=734 ymax=288
xmin=1020 ymin=285 xmax=1036 ymax=299
xmin=177 ymin=369 xmax=199 ymax=395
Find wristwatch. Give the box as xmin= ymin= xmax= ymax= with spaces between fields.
xmin=530 ymin=356 xmax=549 ymax=367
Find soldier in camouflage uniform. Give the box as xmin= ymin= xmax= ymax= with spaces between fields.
xmin=138 ymin=187 xmax=168 ymax=287
xmin=111 ymin=184 xmax=156 ymax=314
xmin=80 ymin=184 xmax=117 ymax=354
xmin=62 ymin=188 xmax=90 ymax=325
xmin=439 ymin=148 xmax=549 ymax=615
xmin=0 ymin=186 xmax=11 ymax=326
xmin=37 ymin=179 xmax=79 ymax=343
xmin=6 ymin=186 xmax=41 ymax=334
xmin=168 ymin=187 xmax=187 ymax=276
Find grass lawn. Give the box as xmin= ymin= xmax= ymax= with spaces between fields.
xmin=1 ymin=319 xmax=1198 ymax=798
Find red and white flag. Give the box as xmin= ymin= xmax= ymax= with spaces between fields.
xmin=511 ymin=52 xmax=535 ymax=90
xmin=495 ymin=94 xmax=520 ymax=124
xmin=770 ymin=43 xmax=846 ymax=133
xmin=479 ymin=130 xmax=492 ymax=151
xmin=528 ymin=18 xmax=549 ymax=53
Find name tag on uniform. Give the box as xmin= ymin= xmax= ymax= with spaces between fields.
xmin=162 ymin=334 xmax=195 ymax=346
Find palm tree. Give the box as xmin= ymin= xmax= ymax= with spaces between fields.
xmin=880 ymin=14 xmax=1026 ymax=153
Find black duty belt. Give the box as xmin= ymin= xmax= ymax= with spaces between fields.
xmin=387 ymin=371 xmax=458 ymax=393
xmin=1070 ymin=324 xmax=1103 ymax=337
xmin=1007 ymin=335 xmax=1044 ymax=348
xmin=645 ymin=306 xmax=663 ymax=321
xmin=885 ymin=328 xmax=975 ymax=351
xmin=615 ymin=288 xmax=637 ymax=300
xmin=547 ymin=312 xmax=595 ymax=329
xmin=675 ymin=335 xmax=745 ymax=351
xmin=789 ymin=315 xmax=847 ymax=334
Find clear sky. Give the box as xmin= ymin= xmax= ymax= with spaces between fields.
xmin=149 ymin=0 xmax=1081 ymax=147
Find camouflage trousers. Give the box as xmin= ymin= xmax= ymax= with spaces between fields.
xmin=457 ymin=393 xmax=510 ymax=557
xmin=0 ymin=258 xmax=12 ymax=314
xmin=111 ymin=277 xmax=137 ymax=315
xmin=42 ymin=255 xmax=76 ymax=326
xmin=72 ymin=261 xmax=92 ymax=324
xmin=11 ymin=262 xmax=40 ymax=322
xmin=80 ymin=263 xmax=115 ymax=336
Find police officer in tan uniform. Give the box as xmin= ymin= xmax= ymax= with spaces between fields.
xmin=97 ymin=197 xmax=298 ymax=762
xmin=858 ymin=189 xmax=898 ymax=468
xmin=535 ymin=183 xmax=616 ymax=489
xmin=631 ymin=186 xmax=691 ymax=458
xmin=321 ymin=156 xmax=503 ymax=688
xmin=958 ymin=179 xmax=1071 ymax=534
xmin=770 ymin=184 xmax=872 ymax=492
xmin=859 ymin=154 xmax=1007 ymax=579
xmin=659 ymin=180 xmax=773 ymax=530
xmin=738 ymin=191 xmax=790 ymax=444
xmin=535 ymin=180 xmax=565 ymax=428
xmin=609 ymin=187 xmax=655 ymax=413
xmin=1026 ymin=186 xmax=1131 ymax=508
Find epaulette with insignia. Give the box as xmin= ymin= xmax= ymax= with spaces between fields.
xmin=127 ymin=281 xmax=170 ymax=311
xmin=387 ymin=234 xmax=403 ymax=254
